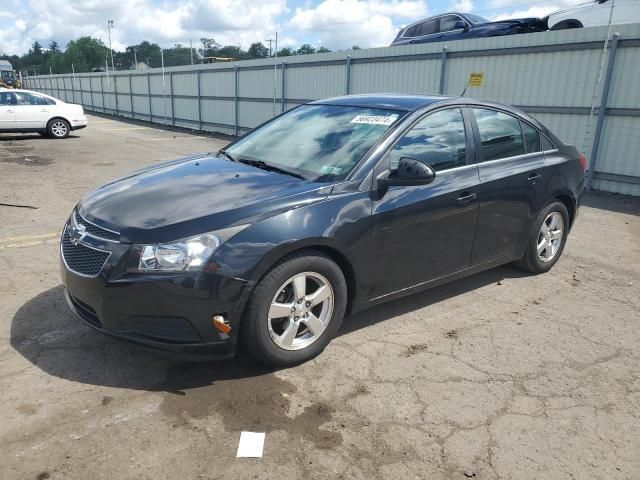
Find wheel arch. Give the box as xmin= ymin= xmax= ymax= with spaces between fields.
xmin=248 ymin=239 xmax=358 ymax=314
xmin=550 ymin=19 xmax=583 ymax=30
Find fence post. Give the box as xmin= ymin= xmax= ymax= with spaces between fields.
xmin=586 ymin=32 xmax=620 ymax=191
xmin=147 ymin=73 xmax=153 ymax=122
xmin=439 ymin=46 xmax=448 ymax=95
xmin=90 ymin=77 xmax=95 ymax=111
xmin=197 ymin=70 xmax=202 ymax=131
xmin=345 ymin=55 xmax=352 ymax=95
xmin=234 ymin=64 xmax=239 ymax=136
xmin=114 ymin=75 xmax=119 ymax=116
xmin=170 ymin=71 xmax=175 ymax=126
xmin=281 ymin=62 xmax=286 ymax=113
xmin=129 ymin=74 xmax=134 ymax=119
xmin=101 ymin=75 xmax=105 ymax=113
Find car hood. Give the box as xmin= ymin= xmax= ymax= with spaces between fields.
xmin=79 ymin=153 xmax=331 ymax=243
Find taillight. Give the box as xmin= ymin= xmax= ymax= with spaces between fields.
xmin=579 ymin=154 xmax=586 ymax=174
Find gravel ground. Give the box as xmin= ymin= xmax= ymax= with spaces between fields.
xmin=1 ymin=115 xmax=639 ymax=480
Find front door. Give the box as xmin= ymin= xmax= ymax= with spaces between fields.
xmin=0 ymin=91 xmax=16 ymax=130
xmin=14 ymin=92 xmax=50 ymax=129
xmin=365 ymin=107 xmax=480 ymax=300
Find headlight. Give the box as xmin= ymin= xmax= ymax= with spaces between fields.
xmin=136 ymin=225 xmax=249 ymax=272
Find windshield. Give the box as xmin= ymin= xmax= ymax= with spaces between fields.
xmin=465 ymin=14 xmax=489 ymax=24
xmin=1 ymin=70 xmax=15 ymax=80
xmin=225 ymin=104 xmax=405 ymax=181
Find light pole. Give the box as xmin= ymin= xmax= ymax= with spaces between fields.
xmin=107 ymin=19 xmax=115 ymax=72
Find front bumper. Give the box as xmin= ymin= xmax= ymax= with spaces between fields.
xmin=60 ymin=222 xmax=252 ymax=359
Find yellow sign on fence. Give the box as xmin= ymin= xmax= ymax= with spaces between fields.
xmin=469 ymin=72 xmax=484 ymax=87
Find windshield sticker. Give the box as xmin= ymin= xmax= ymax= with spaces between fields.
xmin=350 ymin=114 xmax=399 ymax=126
xmin=320 ymin=166 xmax=343 ymax=175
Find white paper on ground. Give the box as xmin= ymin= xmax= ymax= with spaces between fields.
xmin=236 ymin=431 xmax=265 ymax=458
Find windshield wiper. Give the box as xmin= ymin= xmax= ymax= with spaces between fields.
xmin=237 ymin=158 xmax=306 ymax=180
xmin=218 ymin=150 xmax=236 ymax=162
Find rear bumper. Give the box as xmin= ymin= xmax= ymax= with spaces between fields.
xmin=70 ymin=116 xmax=88 ymax=130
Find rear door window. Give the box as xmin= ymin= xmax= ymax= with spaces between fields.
xmin=473 ymin=108 xmax=525 ymax=161
xmin=417 ymin=19 xmax=439 ymax=36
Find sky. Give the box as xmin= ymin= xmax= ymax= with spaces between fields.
xmin=0 ymin=0 xmax=587 ymax=56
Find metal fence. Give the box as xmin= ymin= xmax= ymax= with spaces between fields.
xmin=25 ymin=24 xmax=640 ymax=196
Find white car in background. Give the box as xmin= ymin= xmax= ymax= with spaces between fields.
xmin=547 ymin=0 xmax=640 ymax=29
xmin=0 ymin=89 xmax=87 ymax=138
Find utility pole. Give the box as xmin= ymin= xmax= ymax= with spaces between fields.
xmin=264 ymin=37 xmax=274 ymax=56
xmin=107 ymin=19 xmax=115 ymax=72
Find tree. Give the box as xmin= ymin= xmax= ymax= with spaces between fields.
xmin=317 ymin=46 xmax=331 ymax=53
xmin=276 ymin=47 xmax=295 ymax=57
xmin=30 ymin=41 xmax=43 ymax=56
xmin=248 ymin=42 xmax=269 ymax=58
xmin=64 ymin=37 xmax=109 ymax=72
xmin=49 ymin=41 xmax=61 ymax=54
xmin=199 ymin=38 xmax=221 ymax=57
xmin=296 ymin=44 xmax=316 ymax=55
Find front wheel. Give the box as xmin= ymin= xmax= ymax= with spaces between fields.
xmin=46 ymin=118 xmax=70 ymax=139
xmin=242 ymin=251 xmax=347 ymax=367
xmin=515 ymin=201 xmax=569 ymax=274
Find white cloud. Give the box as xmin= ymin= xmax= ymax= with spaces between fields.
xmin=289 ymin=0 xmax=428 ymax=48
xmin=0 ymin=0 xmax=288 ymax=55
xmin=452 ymin=0 xmax=474 ymax=13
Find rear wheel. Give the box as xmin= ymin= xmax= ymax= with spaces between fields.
xmin=46 ymin=118 xmax=70 ymax=139
xmin=242 ymin=251 xmax=347 ymax=367
xmin=515 ymin=201 xmax=569 ymax=274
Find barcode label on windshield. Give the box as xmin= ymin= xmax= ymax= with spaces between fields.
xmin=350 ymin=114 xmax=398 ymax=126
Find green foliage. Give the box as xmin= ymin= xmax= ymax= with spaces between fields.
xmin=248 ymin=42 xmax=269 ymax=58
xmin=296 ymin=44 xmax=316 ymax=55
xmin=1 ymin=36 xmax=355 ymax=75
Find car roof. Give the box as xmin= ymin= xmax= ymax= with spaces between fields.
xmin=311 ymin=94 xmax=452 ymax=111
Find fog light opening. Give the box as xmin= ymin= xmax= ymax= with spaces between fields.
xmin=212 ymin=314 xmax=231 ymax=334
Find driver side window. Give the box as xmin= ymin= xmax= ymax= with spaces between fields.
xmin=388 ymin=108 xmax=467 ymax=172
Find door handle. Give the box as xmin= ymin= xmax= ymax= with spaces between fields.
xmin=456 ymin=192 xmax=477 ymax=206
xmin=527 ymin=172 xmax=541 ymax=183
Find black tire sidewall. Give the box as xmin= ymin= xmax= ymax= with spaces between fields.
xmin=525 ymin=201 xmax=570 ymax=273
xmin=245 ymin=253 xmax=347 ymax=366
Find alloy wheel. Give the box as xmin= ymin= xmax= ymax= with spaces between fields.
xmin=537 ymin=211 xmax=564 ymax=263
xmin=267 ymin=272 xmax=334 ymax=351
xmin=51 ymin=121 xmax=68 ymax=137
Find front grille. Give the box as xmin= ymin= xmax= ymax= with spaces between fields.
xmin=61 ymin=228 xmax=110 ymax=277
xmin=74 ymin=210 xmax=120 ymax=241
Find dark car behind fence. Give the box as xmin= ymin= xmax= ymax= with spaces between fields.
xmin=25 ymin=23 xmax=640 ymax=196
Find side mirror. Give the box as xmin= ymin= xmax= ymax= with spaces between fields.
xmin=454 ymin=20 xmax=468 ymax=30
xmin=379 ymin=157 xmax=436 ymax=188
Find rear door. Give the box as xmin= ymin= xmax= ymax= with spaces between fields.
xmin=0 ymin=91 xmax=16 ymax=130
xmin=469 ymin=108 xmax=547 ymax=265
xmin=14 ymin=92 xmax=50 ymax=129
xmin=365 ymin=107 xmax=480 ymax=299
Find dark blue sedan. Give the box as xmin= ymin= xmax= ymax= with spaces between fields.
xmin=391 ymin=12 xmax=547 ymax=46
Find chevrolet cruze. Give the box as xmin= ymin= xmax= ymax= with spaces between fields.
xmin=60 ymin=94 xmax=585 ymax=366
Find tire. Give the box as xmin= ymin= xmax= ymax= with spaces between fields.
xmin=515 ymin=201 xmax=569 ymax=274
xmin=242 ymin=250 xmax=348 ymax=367
xmin=46 ymin=118 xmax=70 ymax=139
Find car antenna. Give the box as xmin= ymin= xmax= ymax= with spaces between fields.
xmin=460 ymin=77 xmax=471 ymax=97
